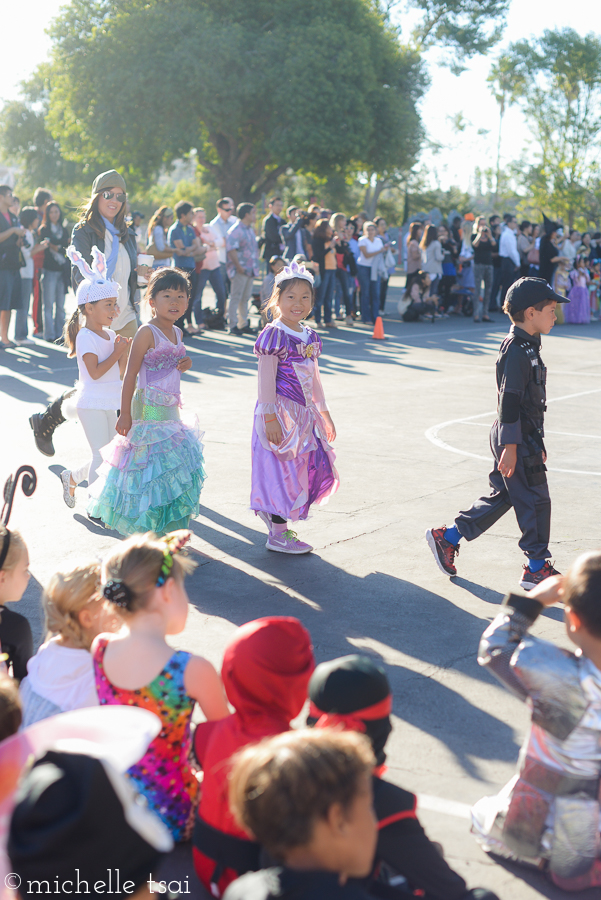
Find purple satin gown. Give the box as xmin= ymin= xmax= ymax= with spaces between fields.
xmin=250 ymin=323 xmax=339 ymax=522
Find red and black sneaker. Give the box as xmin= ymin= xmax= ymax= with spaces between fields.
xmin=519 ymin=560 xmax=561 ymax=591
xmin=425 ymin=527 xmax=459 ymax=577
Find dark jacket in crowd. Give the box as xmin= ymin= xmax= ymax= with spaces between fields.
xmin=261 ymin=213 xmax=284 ymax=261
xmin=538 ymin=235 xmax=558 ymax=285
xmin=0 ymin=211 xmax=22 ymax=270
xmin=38 ymin=223 xmax=70 ymax=273
xmin=70 ymin=221 xmax=138 ymax=310
xmin=281 ymin=220 xmax=310 ymax=261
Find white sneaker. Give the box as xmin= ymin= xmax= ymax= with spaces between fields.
xmin=60 ymin=470 xmax=76 ymax=508
xmin=16 ymin=338 xmax=35 ymax=346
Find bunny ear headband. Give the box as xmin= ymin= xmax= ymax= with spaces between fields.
xmin=67 ymin=245 xmax=120 ymax=306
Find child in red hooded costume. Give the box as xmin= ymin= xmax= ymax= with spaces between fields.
xmin=192 ymin=616 xmax=314 ymax=896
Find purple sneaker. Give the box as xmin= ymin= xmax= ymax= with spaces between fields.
xmin=266 ymin=530 xmax=313 ymax=554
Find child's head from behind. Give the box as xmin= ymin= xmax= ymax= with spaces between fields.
xmin=101 ymin=531 xmax=194 ymax=634
xmin=268 ymin=256 xmax=285 ymax=275
xmin=229 ymin=729 xmax=377 ymax=879
xmin=0 ymin=526 xmax=29 ymax=605
xmin=0 ymin=672 xmax=22 ymax=740
xmin=309 ymin=654 xmax=392 ymax=767
xmin=221 ymin=616 xmax=314 ymax=722
xmin=144 ymin=267 xmax=190 ymax=325
xmin=264 ymin=276 xmax=314 ymax=324
xmin=44 ymin=561 xmax=114 ymax=650
xmin=563 ymin=551 xmax=601 ymax=648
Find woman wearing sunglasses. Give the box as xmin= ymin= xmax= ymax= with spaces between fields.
xmin=70 ymin=170 xmax=142 ymax=341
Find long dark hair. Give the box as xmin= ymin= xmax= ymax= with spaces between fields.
xmin=313 ymin=218 xmax=331 ymax=240
xmin=39 ymin=202 xmax=63 ymax=233
xmin=420 ymin=225 xmax=438 ymax=250
xmin=77 ymin=191 xmax=128 ymax=243
xmin=407 ymin=222 xmax=422 ymax=245
xmin=147 ymin=206 xmax=173 ymax=240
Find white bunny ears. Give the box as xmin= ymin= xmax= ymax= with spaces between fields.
xmin=67 ymin=244 xmax=120 ymax=306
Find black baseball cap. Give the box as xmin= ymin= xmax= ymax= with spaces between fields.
xmin=505 ymin=277 xmax=567 ymax=312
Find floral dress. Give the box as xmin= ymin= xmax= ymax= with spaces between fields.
xmin=250 ymin=320 xmax=339 ymax=521
xmin=93 ymin=636 xmax=198 ymax=841
xmin=88 ymin=323 xmax=205 ymax=535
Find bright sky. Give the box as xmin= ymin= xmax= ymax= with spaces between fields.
xmin=2 ymin=0 xmax=601 ymax=192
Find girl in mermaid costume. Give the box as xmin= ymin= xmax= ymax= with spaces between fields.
xmin=88 ymin=268 xmax=205 ymax=535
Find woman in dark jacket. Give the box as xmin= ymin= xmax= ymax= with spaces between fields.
xmin=71 ymin=169 xmax=140 ymax=339
xmin=539 ymin=222 xmax=567 ymax=286
xmin=38 ymin=203 xmax=70 ymax=342
xmin=311 ymin=218 xmax=337 ymax=327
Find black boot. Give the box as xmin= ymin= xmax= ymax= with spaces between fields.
xmin=29 ymin=394 xmax=67 ymax=457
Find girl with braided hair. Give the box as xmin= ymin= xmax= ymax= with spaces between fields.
xmin=93 ymin=530 xmax=229 ymax=840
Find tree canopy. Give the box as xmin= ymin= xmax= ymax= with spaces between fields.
xmin=5 ymin=0 xmax=424 ymax=200
xmin=497 ymin=28 xmax=601 ymax=226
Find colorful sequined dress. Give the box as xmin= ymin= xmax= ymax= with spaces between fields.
xmin=88 ymin=323 xmax=205 ymax=535
xmin=250 ymin=321 xmax=339 ymax=521
xmin=93 ymin=636 xmax=198 ymax=841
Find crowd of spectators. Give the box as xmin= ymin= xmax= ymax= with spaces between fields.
xmin=400 ymin=213 xmax=601 ymax=325
xmin=2 ymin=179 xmax=601 ymax=348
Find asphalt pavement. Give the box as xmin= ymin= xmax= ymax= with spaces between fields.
xmin=2 ymin=278 xmax=600 ymax=900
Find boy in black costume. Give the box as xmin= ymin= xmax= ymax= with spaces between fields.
xmin=427 ymin=277 xmax=567 ymax=590
xmin=308 ymin=654 xmax=498 ymax=900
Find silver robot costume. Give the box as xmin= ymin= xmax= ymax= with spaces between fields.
xmin=471 ymin=592 xmax=601 ymax=882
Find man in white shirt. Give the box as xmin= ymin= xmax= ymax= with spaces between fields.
xmin=499 ymin=215 xmax=520 ymax=303
xmin=562 ymin=230 xmax=580 ymax=265
xmin=210 ymin=197 xmax=238 ymax=297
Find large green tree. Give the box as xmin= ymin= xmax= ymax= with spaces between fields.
xmin=8 ymin=0 xmax=424 ymax=201
xmin=496 ymin=29 xmax=601 ymax=227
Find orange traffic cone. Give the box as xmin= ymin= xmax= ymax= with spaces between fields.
xmin=372 ymin=316 xmax=385 ymax=340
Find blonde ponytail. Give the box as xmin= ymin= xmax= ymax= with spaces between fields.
xmin=63 ymin=307 xmax=81 ymax=358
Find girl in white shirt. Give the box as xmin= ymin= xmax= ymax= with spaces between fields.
xmin=357 ymin=222 xmax=384 ymax=325
xmin=20 ymin=561 xmax=118 ymax=727
xmin=60 ymin=246 xmax=131 ymax=509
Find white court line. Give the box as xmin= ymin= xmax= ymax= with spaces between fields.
xmin=425 ymin=387 xmax=601 ymax=476
xmin=0 ymin=365 xmax=75 ymax=378
xmin=461 ymin=422 xmax=601 ymax=440
xmin=417 ymin=793 xmax=472 ymax=820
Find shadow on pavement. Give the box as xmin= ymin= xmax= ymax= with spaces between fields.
xmin=188 ymin=505 xmax=518 ymax=778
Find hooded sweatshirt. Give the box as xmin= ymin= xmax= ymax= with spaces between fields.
xmin=20 ymin=638 xmax=98 ymax=728
xmin=193 ymin=617 xmax=314 ymax=895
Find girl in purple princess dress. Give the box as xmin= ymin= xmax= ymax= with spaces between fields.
xmin=88 ymin=268 xmax=206 ymax=535
xmin=564 ymin=255 xmax=591 ymax=324
xmin=251 ymin=260 xmax=339 ymax=554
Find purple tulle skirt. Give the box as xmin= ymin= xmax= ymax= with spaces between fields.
xmin=564 ymin=286 xmax=590 ymax=324
xmin=250 ymin=396 xmax=339 ymax=521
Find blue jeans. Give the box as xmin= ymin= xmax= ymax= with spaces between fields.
xmin=41 ymin=269 xmax=66 ymax=341
xmin=15 ymin=277 xmax=32 ymax=341
xmin=357 ymin=265 xmax=379 ymax=323
xmin=334 ymin=268 xmax=351 ymax=317
xmin=314 ymin=269 xmax=335 ymax=324
xmin=193 ymin=267 xmax=227 ymax=320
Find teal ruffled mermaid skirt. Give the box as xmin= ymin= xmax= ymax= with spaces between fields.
xmin=88 ymin=390 xmax=206 ymax=536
